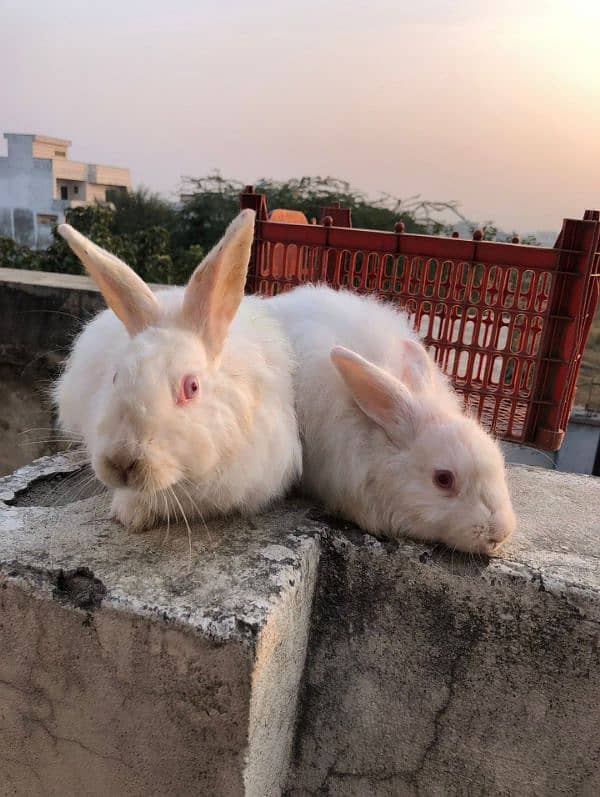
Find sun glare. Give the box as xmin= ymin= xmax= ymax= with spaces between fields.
xmin=518 ymin=2 xmax=600 ymax=92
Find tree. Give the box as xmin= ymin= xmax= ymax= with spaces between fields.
xmin=176 ymin=172 xmax=242 ymax=254
xmin=179 ymin=173 xmax=465 ymax=248
xmin=2 ymin=173 xmax=533 ymax=281
xmin=107 ymin=186 xmax=177 ymax=237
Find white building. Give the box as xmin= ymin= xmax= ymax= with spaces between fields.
xmin=0 ymin=133 xmax=131 ymax=249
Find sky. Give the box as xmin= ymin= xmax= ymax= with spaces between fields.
xmin=2 ymin=0 xmax=600 ymax=233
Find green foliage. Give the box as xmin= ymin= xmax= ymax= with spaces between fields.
xmin=466 ymin=220 xmax=498 ymax=242
xmin=107 ymin=186 xmax=177 ymax=237
xmin=0 ymin=196 xmax=202 ymax=284
xmin=256 ymin=176 xmax=460 ymax=235
xmin=520 ymin=233 xmax=539 ymax=246
xmin=179 ymin=173 xmax=463 ymax=246
xmin=465 ymin=222 xmax=540 ymax=246
xmin=480 ymin=222 xmax=498 ymax=242
xmin=176 ymin=173 xmax=242 ymax=254
xmin=1 ymin=174 xmax=536 ymax=283
xmin=0 ymin=236 xmax=41 ymax=270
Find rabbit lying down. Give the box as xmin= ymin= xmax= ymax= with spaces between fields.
xmin=55 ymin=211 xmax=515 ymax=555
xmin=53 ymin=210 xmax=302 ymax=532
xmin=269 ymin=285 xmax=516 ymax=555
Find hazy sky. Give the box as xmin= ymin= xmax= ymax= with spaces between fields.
xmin=2 ymin=0 xmax=600 ymax=232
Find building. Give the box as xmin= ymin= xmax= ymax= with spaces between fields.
xmin=0 ymin=133 xmax=130 ymax=249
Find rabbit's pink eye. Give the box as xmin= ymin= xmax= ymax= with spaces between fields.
xmin=433 ymin=469 xmax=455 ymax=490
xmin=180 ymin=374 xmax=200 ymax=402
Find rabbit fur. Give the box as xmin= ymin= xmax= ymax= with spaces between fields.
xmin=269 ymin=284 xmax=516 ymax=555
xmin=54 ymin=210 xmax=302 ymax=532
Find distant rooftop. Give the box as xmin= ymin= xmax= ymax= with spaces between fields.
xmin=4 ymin=133 xmax=72 ymax=148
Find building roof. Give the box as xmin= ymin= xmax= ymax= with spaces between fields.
xmin=4 ymin=133 xmax=72 ymax=147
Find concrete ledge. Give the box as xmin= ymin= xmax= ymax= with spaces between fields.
xmin=0 ymin=268 xmax=103 ymax=369
xmin=287 ymin=467 xmax=600 ymax=796
xmin=1 ymin=457 xmax=599 ymax=796
xmin=0 ymin=268 xmax=98 ymax=292
xmin=0 ymin=455 xmax=319 ymax=796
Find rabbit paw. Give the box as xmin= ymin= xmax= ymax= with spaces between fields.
xmin=110 ymin=491 xmax=153 ymax=533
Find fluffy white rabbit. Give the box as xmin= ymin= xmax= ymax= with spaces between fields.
xmin=53 ymin=210 xmax=302 ymax=532
xmin=269 ymin=285 xmax=516 ymax=554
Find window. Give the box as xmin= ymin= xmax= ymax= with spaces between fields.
xmin=37 ymin=214 xmax=58 ymax=226
xmin=37 ymin=213 xmax=58 ymax=224
xmin=60 ymin=186 xmax=68 ymax=200
xmin=73 ymin=185 xmax=79 ymax=195
xmin=54 ymin=150 xmax=66 ymax=157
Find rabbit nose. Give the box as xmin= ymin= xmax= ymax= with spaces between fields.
xmin=106 ymin=454 xmax=139 ymax=485
xmin=486 ymin=515 xmax=515 ymax=548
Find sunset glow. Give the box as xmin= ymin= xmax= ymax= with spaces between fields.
xmin=2 ymin=0 xmax=599 ymax=232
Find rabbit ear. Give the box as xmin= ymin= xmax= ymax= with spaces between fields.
xmin=401 ymin=339 xmax=437 ymax=393
xmin=57 ymin=224 xmax=159 ymax=336
xmin=331 ymin=346 xmax=417 ymax=446
xmin=182 ymin=209 xmax=255 ymax=360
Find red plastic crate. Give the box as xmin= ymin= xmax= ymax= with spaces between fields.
xmin=240 ymin=188 xmax=600 ymax=450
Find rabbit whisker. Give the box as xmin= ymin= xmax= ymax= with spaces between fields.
xmin=161 ymin=493 xmax=171 ymax=545
xmin=168 ymin=486 xmax=193 ymax=565
xmin=177 ymin=478 xmax=212 ymax=544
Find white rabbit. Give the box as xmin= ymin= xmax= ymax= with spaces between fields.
xmin=53 ymin=210 xmax=302 ymax=532
xmin=269 ymin=285 xmax=516 ymax=555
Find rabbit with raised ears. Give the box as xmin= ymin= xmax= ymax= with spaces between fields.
xmin=268 ymin=285 xmax=516 ymax=555
xmin=53 ymin=210 xmax=302 ymax=532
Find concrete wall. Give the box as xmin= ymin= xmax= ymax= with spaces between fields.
xmin=90 ymin=163 xmax=130 ymax=187
xmin=0 ymin=456 xmax=598 ymax=796
xmin=0 ymin=135 xmax=57 ymax=248
xmin=0 ymin=269 xmax=104 ymax=475
xmin=286 ymin=468 xmax=600 ymax=795
xmin=32 ymin=136 xmax=70 ymax=160
xmin=0 ymin=460 xmax=320 ymax=796
xmin=85 ymin=182 xmax=109 ymax=203
xmin=53 ymin=158 xmax=89 ymax=183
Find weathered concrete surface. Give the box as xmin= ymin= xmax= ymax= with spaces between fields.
xmin=1 ymin=455 xmax=600 ymax=796
xmin=285 ymin=466 xmax=600 ymax=797
xmin=0 ymin=454 xmax=320 ymax=796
